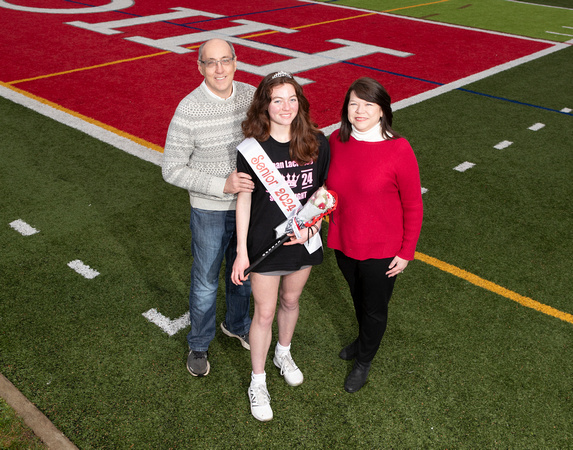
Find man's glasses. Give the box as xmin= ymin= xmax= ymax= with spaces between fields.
xmin=198 ymin=57 xmax=235 ymax=69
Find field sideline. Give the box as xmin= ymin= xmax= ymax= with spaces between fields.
xmin=1 ymin=0 xmax=572 ymax=447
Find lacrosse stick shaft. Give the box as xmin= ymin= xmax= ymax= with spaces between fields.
xmin=244 ymin=234 xmax=291 ymax=276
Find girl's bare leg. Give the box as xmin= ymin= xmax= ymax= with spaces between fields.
xmin=249 ymin=273 xmax=281 ymax=374
xmin=277 ymin=267 xmax=311 ymax=347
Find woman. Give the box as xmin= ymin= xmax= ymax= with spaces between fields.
xmin=327 ymin=77 xmax=423 ymax=393
xmin=231 ymin=72 xmax=330 ymax=421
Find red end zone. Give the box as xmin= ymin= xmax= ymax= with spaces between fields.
xmin=0 ymin=0 xmax=554 ymax=148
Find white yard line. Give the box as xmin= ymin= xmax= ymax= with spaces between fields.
xmin=0 ymin=84 xmax=162 ymax=166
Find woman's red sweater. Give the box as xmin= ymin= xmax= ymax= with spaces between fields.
xmin=327 ymin=130 xmax=423 ymax=261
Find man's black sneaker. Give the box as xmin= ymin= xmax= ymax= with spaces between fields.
xmin=187 ymin=350 xmax=210 ymax=377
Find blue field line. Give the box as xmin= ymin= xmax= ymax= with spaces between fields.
xmin=342 ymin=61 xmax=444 ymax=86
xmin=65 ymin=0 xmax=313 ymax=30
xmin=457 ymin=88 xmax=573 ymax=115
xmin=60 ymin=0 xmax=571 ymax=116
xmin=178 ymin=4 xmax=311 ymax=25
xmin=344 ymin=61 xmax=572 ymax=116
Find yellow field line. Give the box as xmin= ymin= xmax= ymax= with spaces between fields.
xmin=291 ymin=12 xmax=376 ymax=30
xmin=243 ymin=1 xmax=451 ymax=35
xmin=8 ymin=45 xmax=198 ymax=85
xmin=8 ymin=51 xmax=171 ymax=85
xmin=7 ymin=72 xmax=568 ymax=324
xmin=6 ymin=2 xmax=567 ymax=327
xmin=415 ymin=251 xmax=573 ymax=325
xmin=385 ymin=0 xmax=450 ymax=13
xmin=3 ymin=82 xmax=163 ymax=152
xmin=8 ymin=1 xmax=448 ymax=85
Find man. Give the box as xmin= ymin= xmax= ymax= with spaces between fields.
xmin=162 ymin=38 xmax=255 ymax=377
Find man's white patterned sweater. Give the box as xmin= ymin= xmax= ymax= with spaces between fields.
xmin=162 ymin=81 xmax=256 ymax=211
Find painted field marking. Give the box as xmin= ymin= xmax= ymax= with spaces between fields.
xmin=284 ymin=1 xmax=450 ymax=30
xmin=3 ymin=1 xmax=565 ymax=86
xmin=494 ymin=140 xmax=513 ymax=149
xmin=9 ymin=219 xmax=39 ymax=236
xmin=505 ymin=0 xmax=573 ymax=10
xmin=6 ymin=1 xmax=568 ymax=137
xmin=546 ymin=31 xmax=573 ymax=37
xmin=142 ymin=308 xmax=189 ymax=336
xmin=7 ymin=51 xmax=172 ymax=86
xmin=453 ymin=161 xmax=475 ymax=172
xmin=528 ymin=122 xmax=545 ymax=131
xmin=0 ymin=0 xmax=133 ymax=14
xmin=415 ymin=251 xmax=573 ymax=325
xmin=0 ymin=82 xmax=162 ymax=164
xmin=68 ymin=260 xmax=100 ymax=279
xmin=456 ymin=85 xmax=572 ymax=114
xmin=4 ymin=0 xmax=465 ymax=87
xmin=2 ymin=2 xmax=569 ymax=329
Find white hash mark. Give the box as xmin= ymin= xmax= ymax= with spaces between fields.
xmin=142 ymin=308 xmax=189 ymax=336
xmin=494 ymin=140 xmax=513 ymax=150
xmin=9 ymin=219 xmax=39 ymax=236
xmin=67 ymin=260 xmax=100 ymax=279
xmin=453 ymin=161 xmax=475 ymax=172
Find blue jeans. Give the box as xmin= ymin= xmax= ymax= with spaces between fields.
xmin=187 ymin=207 xmax=251 ymax=351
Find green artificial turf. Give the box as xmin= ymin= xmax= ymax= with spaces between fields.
xmin=396 ymin=46 xmax=573 ymax=313
xmin=1 ymin=25 xmax=572 ymax=450
xmin=320 ymin=0 xmax=573 ymax=42
xmin=513 ymin=0 xmax=572 ymax=7
xmin=0 ymin=398 xmax=46 ymax=449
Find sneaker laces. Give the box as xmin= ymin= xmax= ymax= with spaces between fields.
xmin=276 ymin=352 xmax=298 ymax=375
xmin=249 ymin=384 xmax=271 ymax=407
xmin=192 ymin=351 xmax=207 ymax=359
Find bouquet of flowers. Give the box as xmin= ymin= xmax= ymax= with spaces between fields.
xmin=245 ymin=186 xmax=337 ymax=276
xmin=276 ymin=186 xmax=338 ymax=237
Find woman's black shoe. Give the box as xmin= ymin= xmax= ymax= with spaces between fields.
xmin=339 ymin=339 xmax=359 ymax=360
xmin=344 ymin=361 xmax=371 ymax=393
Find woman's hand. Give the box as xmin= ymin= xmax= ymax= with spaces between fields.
xmin=386 ymin=256 xmax=409 ymax=278
xmin=231 ymin=252 xmax=251 ymax=285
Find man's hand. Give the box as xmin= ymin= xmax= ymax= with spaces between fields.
xmin=224 ymin=170 xmax=255 ymax=194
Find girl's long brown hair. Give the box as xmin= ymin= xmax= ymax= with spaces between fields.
xmin=242 ymin=72 xmax=322 ymax=165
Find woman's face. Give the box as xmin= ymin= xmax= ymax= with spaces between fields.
xmin=267 ymin=83 xmax=299 ymax=129
xmin=347 ymin=91 xmax=383 ymax=133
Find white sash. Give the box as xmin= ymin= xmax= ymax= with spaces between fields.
xmin=237 ymin=137 xmax=321 ymax=254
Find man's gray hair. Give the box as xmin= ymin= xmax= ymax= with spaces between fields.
xmin=197 ymin=39 xmax=236 ymax=61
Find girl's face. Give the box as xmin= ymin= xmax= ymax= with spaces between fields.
xmin=347 ymin=91 xmax=383 ymax=133
xmin=268 ymin=83 xmax=299 ymax=129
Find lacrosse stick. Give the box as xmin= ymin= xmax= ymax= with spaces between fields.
xmin=244 ymin=187 xmax=337 ymax=276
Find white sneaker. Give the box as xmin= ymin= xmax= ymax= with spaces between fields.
xmin=273 ymin=352 xmax=304 ymax=386
xmin=248 ymin=384 xmax=273 ymax=422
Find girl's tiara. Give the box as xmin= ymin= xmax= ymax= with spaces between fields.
xmin=271 ymin=71 xmax=293 ymax=79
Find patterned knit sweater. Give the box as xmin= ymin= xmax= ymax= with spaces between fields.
xmin=162 ymin=81 xmax=256 ymax=211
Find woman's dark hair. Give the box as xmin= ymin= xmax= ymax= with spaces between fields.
xmin=242 ymin=72 xmax=322 ymax=165
xmin=338 ymin=77 xmax=401 ymax=143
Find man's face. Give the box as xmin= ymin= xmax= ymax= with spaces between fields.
xmin=197 ymin=39 xmax=237 ymax=99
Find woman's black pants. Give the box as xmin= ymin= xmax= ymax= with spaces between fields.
xmin=335 ymin=250 xmax=397 ymax=364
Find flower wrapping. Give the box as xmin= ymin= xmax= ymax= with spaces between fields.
xmin=274 ymin=186 xmax=337 ymax=238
